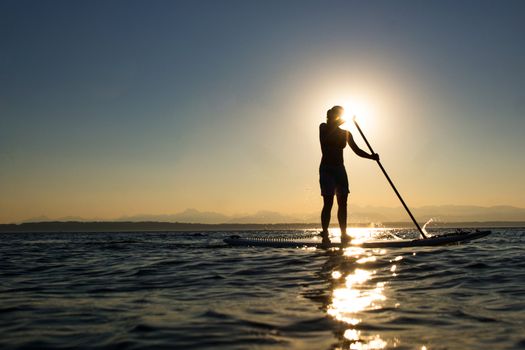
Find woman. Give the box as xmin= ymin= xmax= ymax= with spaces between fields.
xmin=319 ymin=106 xmax=379 ymax=245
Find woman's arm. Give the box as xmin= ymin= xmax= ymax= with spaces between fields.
xmin=347 ymin=131 xmax=379 ymax=160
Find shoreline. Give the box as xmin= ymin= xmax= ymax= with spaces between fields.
xmin=1 ymin=220 xmax=524 ymax=233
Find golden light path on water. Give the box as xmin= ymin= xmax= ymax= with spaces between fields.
xmin=323 ymin=228 xmax=429 ymax=350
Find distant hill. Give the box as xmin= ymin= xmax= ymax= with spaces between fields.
xmin=6 ymin=205 xmax=525 ymax=229
xmin=0 ymin=221 xmax=324 ymax=233
xmin=117 ymin=208 xmax=230 ymax=224
xmin=116 ymin=205 xmax=525 ymax=224
xmin=1 ymin=220 xmax=524 ymax=233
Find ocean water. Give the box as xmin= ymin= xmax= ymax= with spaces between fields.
xmin=1 ymin=228 xmax=524 ymax=350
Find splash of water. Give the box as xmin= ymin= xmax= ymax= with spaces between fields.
xmin=422 ymin=218 xmax=434 ymax=237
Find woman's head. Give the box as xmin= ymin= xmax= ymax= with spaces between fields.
xmin=327 ymin=105 xmax=344 ymax=125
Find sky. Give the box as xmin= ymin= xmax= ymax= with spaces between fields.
xmin=1 ymin=0 xmax=525 ymax=223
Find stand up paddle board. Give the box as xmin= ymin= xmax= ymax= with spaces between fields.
xmin=224 ymin=230 xmax=491 ymax=249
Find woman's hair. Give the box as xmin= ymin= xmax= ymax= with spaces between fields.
xmin=327 ymin=105 xmax=344 ymax=122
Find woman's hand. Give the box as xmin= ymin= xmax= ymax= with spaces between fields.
xmin=371 ymin=153 xmax=380 ymax=161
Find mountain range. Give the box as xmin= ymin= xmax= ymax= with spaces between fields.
xmin=20 ymin=205 xmax=525 ymax=224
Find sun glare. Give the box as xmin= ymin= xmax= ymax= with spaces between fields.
xmin=339 ymin=99 xmax=374 ymax=131
xmin=327 ymin=266 xmax=388 ymax=349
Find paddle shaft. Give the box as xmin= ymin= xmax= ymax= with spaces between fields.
xmin=352 ymin=118 xmax=427 ymax=239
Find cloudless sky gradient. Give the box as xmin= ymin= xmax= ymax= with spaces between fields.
xmin=1 ymin=0 xmax=525 ymax=223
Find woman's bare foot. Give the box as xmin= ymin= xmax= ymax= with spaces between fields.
xmin=340 ymin=234 xmax=350 ymax=246
xmin=320 ymin=230 xmax=331 ymax=245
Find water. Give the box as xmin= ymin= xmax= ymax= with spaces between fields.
xmin=1 ymin=228 xmax=524 ymax=350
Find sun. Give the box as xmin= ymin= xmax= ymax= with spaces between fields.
xmin=338 ymin=99 xmax=374 ymax=131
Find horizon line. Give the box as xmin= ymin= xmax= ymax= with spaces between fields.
xmin=1 ymin=220 xmax=524 ymax=233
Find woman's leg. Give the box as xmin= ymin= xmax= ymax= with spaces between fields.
xmin=321 ymin=195 xmax=334 ymax=239
xmin=336 ymin=193 xmax=348 ymax=239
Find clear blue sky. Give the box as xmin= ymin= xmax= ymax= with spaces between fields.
xmin=1 ymin=0 xmax=525 ymax=223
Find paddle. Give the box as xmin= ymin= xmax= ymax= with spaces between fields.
xmin=352 ymin=116 xmax=427 ymax=239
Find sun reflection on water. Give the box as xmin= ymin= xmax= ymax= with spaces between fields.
xmin=326 ymin=240 xmax=394 ymax=349
xmin=328 ymin=268 xmax=386 ymax=321
xmin=317 ymin=227 xmax=412 ymax=348
xmin=328 ymin=227 xmax=391 ymax=246
xmin=328 ymin=273 xmax=388 ymax=348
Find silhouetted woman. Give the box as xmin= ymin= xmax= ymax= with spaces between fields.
xmin=319 ymin=106 xmax=379 ymax=245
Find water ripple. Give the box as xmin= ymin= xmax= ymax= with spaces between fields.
xmin=0 ymin=229 xmax=523 ymax=349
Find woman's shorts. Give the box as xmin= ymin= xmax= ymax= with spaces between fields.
xmin=319 ymin=165 xmax=349 ymax=196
